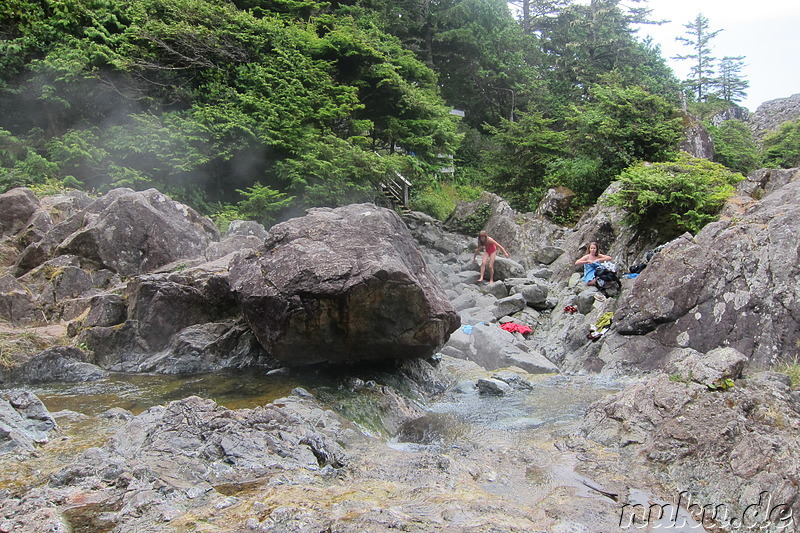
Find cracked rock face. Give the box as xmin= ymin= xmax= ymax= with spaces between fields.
xmin=56 ymin=188 xmax=219 ymax=277
xmin=230 ymin=204 xmax=460 ymax=366
xmin=604 ymin=178 xmax=800 ymax=369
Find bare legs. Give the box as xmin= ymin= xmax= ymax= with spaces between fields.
xmin=477 ymin=252 xmax=497 ymax=283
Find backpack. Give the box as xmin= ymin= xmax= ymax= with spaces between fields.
xmin=594 ymin=265 xmax=620 ymax=295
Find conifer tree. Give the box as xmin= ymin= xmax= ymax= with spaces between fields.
xmin=715 ymin=56 xmax=749 ymax=103
xmin=673 ymin=13 xmax=721 ymax=101
xmin=508 ymin=0 xmax=571 ymax=34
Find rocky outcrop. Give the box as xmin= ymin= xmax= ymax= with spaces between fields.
xmin=0 ymin=187 xmax=221 ymax=329
xmin=710 ymin=105 xmax=749 ymax=126
xmin=749 ymin=93 xmax=800 ymax=141
xmin=10 ymin=188 xmax=218 ymax=279
xmin=14 ymin=254 xmax=120 ymax=323
xmin=546 ymin=182 xmax=663 ymax=284
xmin=7 ymin=346 xmax=107 ymax=384
xmin=534 ymin=186 xmax=576 ymax=222
xmin=581 ymin=355 xmax=800 ymax=530
xmin=733 ymin=167 xmax=800 ymax=204
xmin=77 ymin=254 xmax=270 ymax=374
xmin=205 ymin=220 xmax=267 ymax=261
xmin=446 ymin=191 xmax=566 ymax=269
xmin=603 ymin=177 xmax=800 ymax=370
xmin=230 ymin=204 xmax=460 ymax=366
xmin=680 ymin=116 xmax=714 ymax=159
xmin=55 ymin=188 xmax=219 ymax=277
xmin=0 ymin=274 xmax=45 ymax=324
xmin=0 ymin=188 xmax=40 ymax=237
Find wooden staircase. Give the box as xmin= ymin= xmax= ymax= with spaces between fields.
xmin=380 ymin=171 xmax=412 ymax=214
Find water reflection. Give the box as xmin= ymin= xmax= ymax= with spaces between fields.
xmin=12 ymin=369 xmax=304 ymax=416
xmin=6 ymin=365 xmax=625 ymax=442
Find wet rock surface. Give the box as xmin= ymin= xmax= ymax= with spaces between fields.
xmin=0 ymin=363 xmax=633 ymax=533
xmin=0 ymin=389 xmax=58 ymax=454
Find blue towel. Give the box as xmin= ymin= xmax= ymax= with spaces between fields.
xmin=582 ymin=262 xmax=599 ymax=282
xmin=460 ymin=322 xmax=485 ymax=335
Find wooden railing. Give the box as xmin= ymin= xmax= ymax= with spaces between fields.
xmin=380 ymin=171 xmax=411 ymax=211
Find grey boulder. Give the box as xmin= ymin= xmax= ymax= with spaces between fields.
xmin=230 ymin=204 xmax=460 ymax=365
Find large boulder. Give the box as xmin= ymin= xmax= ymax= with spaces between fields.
xmin=54 ymin=188 xmax=219 ymax=276
xmin=8 ymin=346 xmax=108 ymax=384
xmin=77 ymin=254 xmax=269 ymax=373
xmin=679 ymin=116 xmax=714 ymax=159
xmin=0 ymin=274 xmax=45 ymax=324
xmin=534 ymin=186 xmax=576 ymax=222
xmin=230 ymin=204 xmax=460 ymax=365
xmin=0 ymin=188 xmax=40 ymax=236
xmin=205 ymin=220 xmax=268 ymax=261
xmin=443 ymin=323 xmax=559 ymax=374
xmin=604 ymin=178 xmax=800 ymax=369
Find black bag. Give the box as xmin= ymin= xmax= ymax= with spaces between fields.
xmin=628 ymin=262 xmax=647 ymax=274
xmin=594 ymin=266 xmax=620 ymax=294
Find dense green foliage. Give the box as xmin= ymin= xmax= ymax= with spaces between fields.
xmin=409 ymin=181 xmax=481 ymax=222
xmin=0 ymin=0 xmax=458 ymax=215
xmin=482 ymin=110 xmax=567 ymax=211
xmin=762 ymin=120 xmax=800 ymax=169
xmin=564 ymin=83 xmax=684 ymax=199
xmin=606 ymin=153 xmax=743 ymax=238
xmin=708 ymin=119 xmax=761 ymax=175
xmin=0 ymin=0 xmax=767 ymax=227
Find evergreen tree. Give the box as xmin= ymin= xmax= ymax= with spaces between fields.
xmin=709 ymin=119 xmax=760 ymax=174
xmin=508 ymin=0 xmax=571 ymax=34
xmin=762 ymin=120 xmax=800 ymax=169
xmin=715 ymin=56 xmax=749 ymax=103
xmin=0 ymin=0 xmax=459 ymax=209
xmin=481 ymin=110 xmax=567 ymax=210
xmin=674 ymin=13 xmax=721 ymax=101
xmin=539 ymin=0 xmax=672 ymax=101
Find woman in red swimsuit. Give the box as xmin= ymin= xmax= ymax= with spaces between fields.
xmin=472 ymin=230 xmax=509 ymax=283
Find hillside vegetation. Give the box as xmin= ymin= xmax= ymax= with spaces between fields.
xmin=0 ymin=0 xmax=789 ymax=232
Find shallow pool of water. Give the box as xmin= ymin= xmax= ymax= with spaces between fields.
xmin=6 ymin=368 xmax=315 ymax=416
xmin=5 ymin=364 xmax=624 ymax=442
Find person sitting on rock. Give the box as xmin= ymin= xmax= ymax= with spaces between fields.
xmin=575 ymin=241 xmax=612 ymax=285
xmin=472 ymin=230 xmax=509 ymax=283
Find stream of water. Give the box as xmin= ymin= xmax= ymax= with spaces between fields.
xmin=3 ymin=362 xmax=714 ymax=531
xmin=15 ymin=363 xmax=623 ymax=435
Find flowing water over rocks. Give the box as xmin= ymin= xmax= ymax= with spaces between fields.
xmin=1 ymin=361 xmax=645 ymax=532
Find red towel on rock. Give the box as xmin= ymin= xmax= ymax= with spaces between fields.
xmin=500 ymin=323 xmax=532 ymax=335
